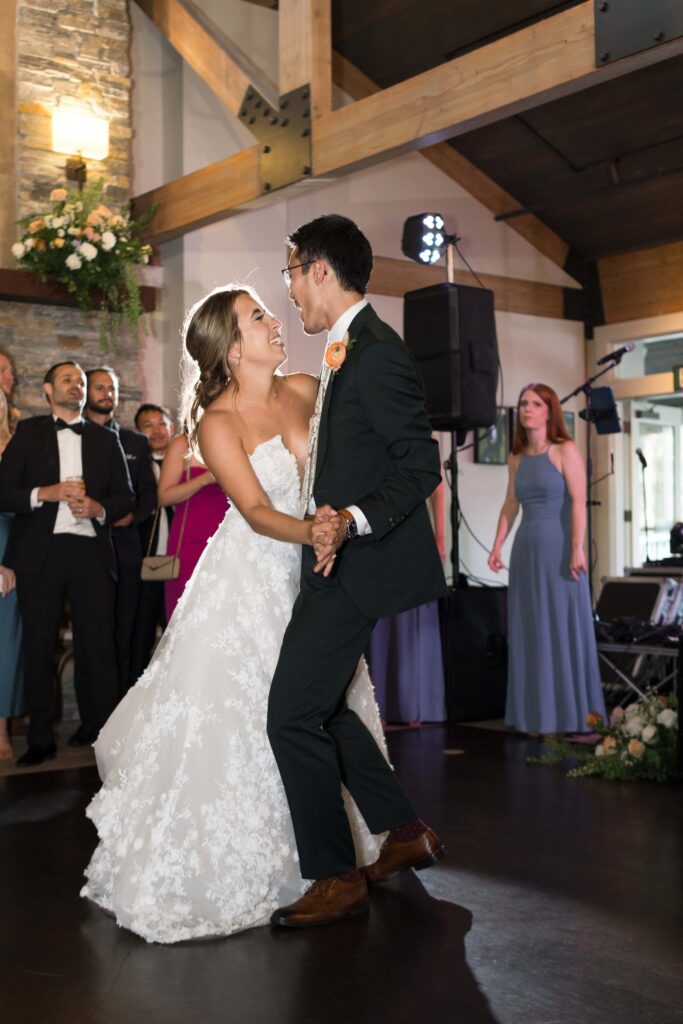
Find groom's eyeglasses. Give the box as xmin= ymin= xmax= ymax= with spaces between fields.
xmin=281 ymin=260 xmax=315 ymax=287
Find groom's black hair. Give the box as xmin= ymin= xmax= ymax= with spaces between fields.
xmin=287 ymin=214 xmax=373 ymax=295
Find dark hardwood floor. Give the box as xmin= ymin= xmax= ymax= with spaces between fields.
xmin=1 ymin=725 xmax=681 ymax=1024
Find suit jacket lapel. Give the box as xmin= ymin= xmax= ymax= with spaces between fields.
xmin=313 ymin=305 xmax=377 ymax=488
xmin=314 ymin=372 xmax=335 ymax=486
xmin=41 ymin=417 xmax=60 ymax=481
xmin=81 ymin=422 xmax=96 ymax=492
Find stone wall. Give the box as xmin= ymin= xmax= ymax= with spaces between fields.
xmin=16 ymin=0 xmax=132 ymax=219
xmin=3 ymin=0 xmax=146 ymax=426
xmin=0 ymin=301 xmax=145 ymax=425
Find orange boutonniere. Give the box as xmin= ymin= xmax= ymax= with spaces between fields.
xmin=324 ymin=333 xmax=357 ymax=373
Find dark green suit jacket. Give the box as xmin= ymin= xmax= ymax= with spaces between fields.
xmin=312 ymin=303 xmax=447 ymax=618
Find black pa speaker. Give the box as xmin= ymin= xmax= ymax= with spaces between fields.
xmin=404 ymin=282 xmax=498 ymax=431
xmin=441 ymin=587 xmax=508 ymax=722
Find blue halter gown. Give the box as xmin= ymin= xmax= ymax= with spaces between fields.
xmin=506 ymin=450 xmax=605 ymax=734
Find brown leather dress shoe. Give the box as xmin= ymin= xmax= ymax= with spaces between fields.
xmin=270 ymin=874 xmax=369 ymax=928
xmin=364 ymin=826 xmax=445 ymax=884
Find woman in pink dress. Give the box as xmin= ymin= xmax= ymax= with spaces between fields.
xmin=158 ymin=432 xmax=228 ymax=618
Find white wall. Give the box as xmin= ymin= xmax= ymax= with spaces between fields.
xmin=129 ymin=5 xmax=588 ymax=581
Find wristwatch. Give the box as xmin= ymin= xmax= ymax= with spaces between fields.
xmin=338 ymin=507 xmax=358 ymax=540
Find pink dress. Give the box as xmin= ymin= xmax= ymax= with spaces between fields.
xmin=164 ymin=467 xmax=228 ymax=619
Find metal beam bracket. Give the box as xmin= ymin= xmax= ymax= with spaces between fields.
xmin=595 ymin=0 xmax=683 ymax=66
xmin=238 ymin=85 xmax=312 ymax=194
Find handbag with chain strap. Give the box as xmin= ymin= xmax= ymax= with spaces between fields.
xmin=141 ymin=465 xmax=190 ymax=581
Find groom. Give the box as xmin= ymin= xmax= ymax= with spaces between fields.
xmin=268 ymin=214 xmax=448 ymax=927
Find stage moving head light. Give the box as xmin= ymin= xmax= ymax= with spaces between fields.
xmin=402 ymin=213 xmax=448 ymax=265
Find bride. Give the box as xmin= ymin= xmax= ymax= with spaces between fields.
xmin=81 ymin=285 xmax=389 ymax=943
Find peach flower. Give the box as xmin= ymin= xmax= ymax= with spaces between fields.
xmin=86 ymin=211 xmax=103 ymax=226
xmin=602 ymin=735 xmax=617 ymax=756
xmin=50 ymin=238 xmax=65 ymax=248
xmin=28 ymin=218 xmax=45 ymax=233
xmin=586 ymin=712 xmax=603 ymax=730
xmin=609 ymin=706 xmax=625 ymax=726
xmin=627 ymin=739 xmax=645 ymax=759
xmin=325 ymin=342 xmax=347 ymax=371
xmin=50 ymin=188 xmax=68 ymax=201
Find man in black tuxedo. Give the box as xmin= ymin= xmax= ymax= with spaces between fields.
xmin=0 ymin=361 xmax=135 ymax=765
xmin=130 ymin=403 xmax=175 ymax=681
xmin=73 ymin=368 xmax=157 ymax=713
xmin=268 ymin=215 xmax=448 ymax=928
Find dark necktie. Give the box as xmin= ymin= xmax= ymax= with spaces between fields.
xmin=55 ymin=419 xmax=83 ymax=435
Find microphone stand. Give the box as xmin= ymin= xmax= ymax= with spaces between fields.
xmin=639 ymin=455 xmax=651 ymax=564
xmin=561 ymin=356 xmax=625 ymax=607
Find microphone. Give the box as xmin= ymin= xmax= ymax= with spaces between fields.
xmin=596 ymin=342 xmax=636 ymax=366
xmin=635 ymin=448 xmax=647 ymax=469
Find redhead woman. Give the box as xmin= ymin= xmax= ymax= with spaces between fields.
xmin=488 ymin=383 xmax=606 ymax=735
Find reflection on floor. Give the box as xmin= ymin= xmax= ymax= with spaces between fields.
xmin=1 ymin=725 xmax=681 ymax=1024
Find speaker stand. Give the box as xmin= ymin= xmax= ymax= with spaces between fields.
xmin=444 ymin=429 xmax=469 ymax=589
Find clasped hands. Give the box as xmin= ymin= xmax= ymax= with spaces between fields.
xmin=310 ymin=503 xmax=349 ymax=576
xmin=38 ymin=481 xmax=104 ymax=520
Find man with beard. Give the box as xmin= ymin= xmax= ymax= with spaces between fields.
xmin=78 ymin=368 xmax=157 ymax=712
xmin=0 ymin=362 xmax=134 ymax=765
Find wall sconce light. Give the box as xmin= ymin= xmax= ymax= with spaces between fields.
xmin=51 ymin=104 xmax=109 ymax=189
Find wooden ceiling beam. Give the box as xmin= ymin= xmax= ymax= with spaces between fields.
xmin=279 ymin=0 xmax=331 ymax=118
xmin=315 ymin=3 xmax=683 ymax=178
xmin=598 ymin=241 xmax=683 ymax=325
xmin=132 ymin=146 xmax=262 ymax=245
xmin=369 ymin=256 xmax=584 ymax=322
xmin=331 ymin=51 xmax=577 ymax=283
xmin=133 ymin=0 xmax=279 ymax=115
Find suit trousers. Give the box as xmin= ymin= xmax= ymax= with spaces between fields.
xmin=267 ymin=550 xmax=416 ymax=880
xmin=16 ymin=534 xmax=118 ymax=748
xmin=129 ymin=580 xmax=167 ymax=684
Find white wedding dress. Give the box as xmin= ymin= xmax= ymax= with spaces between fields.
xmin=81 ymin=434 xmax=387 ymax=943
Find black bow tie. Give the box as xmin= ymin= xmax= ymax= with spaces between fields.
xmin=55 ymin=419 xmax=83 ymax=435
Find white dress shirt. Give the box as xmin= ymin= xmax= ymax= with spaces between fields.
xmin=30 ymin=415 xmax=104 ymax=537
xmin=151 ymin=457 xmax=169 ymax=555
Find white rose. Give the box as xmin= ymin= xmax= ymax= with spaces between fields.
xmin=67 ymin=227 xmax=80 ymax=236
xmin=58 ymin=229 xmax=65 ymax=237
xmin=625 ymin=702 xmax=641 ymax=718
xmin=44 ymin=215 xmax=53 ymax=228
xmin=66 ymin=253 xmax=82 ymax=270
xmin=79 ymin=241 xmax=98 ymax=261
xmin=11 ymin=242 xmax=26 ymax=259
xmin=101 ymin=230 xmax=116 ymax=251
xmin=641 ymin=724 xmax=658 ymax=745
xmin=52 ymin=216 xmax=65 ymax=229
xmin=624 ymin=716 xmax=644 ymax=737
xmin=24 ymin=237 xmax=34 ymax=250
xmin=656 ymin=708 xmax=677 ymax=730
xmin=595 ymin=744 xmax=604 ymax=757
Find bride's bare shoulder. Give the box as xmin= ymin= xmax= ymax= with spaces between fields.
xmin=280 ymin=372 xmax=318 ymax=400
xmin=198 ymin=401 xmax=240 ymax=445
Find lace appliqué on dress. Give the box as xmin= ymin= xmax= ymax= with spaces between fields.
xmin=81 ymin=435 xmax=387 ymax=943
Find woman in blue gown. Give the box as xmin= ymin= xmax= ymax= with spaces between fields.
xmin=487 ymin=383 xmax=605 ymax=735
xmin=0 ymin=386 xmax=24 ymax=758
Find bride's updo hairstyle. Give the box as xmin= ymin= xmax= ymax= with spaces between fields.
xmin=180 ymin=285 xmax=252 ymax=454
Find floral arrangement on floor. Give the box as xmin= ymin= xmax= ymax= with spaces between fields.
xmin=528 ymin=691 xmax=679 ymax=783
xmin=11 ymin=179 xmax=155 ymax=348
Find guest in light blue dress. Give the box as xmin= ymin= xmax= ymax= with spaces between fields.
xmin=488 ymin=383 xmax=605 ymax=734
xmin=0 ymin=385 xmax=25 ymax=759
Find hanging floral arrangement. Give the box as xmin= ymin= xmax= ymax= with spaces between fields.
xmin=11 ymin=179 xmax=156 ymax=349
